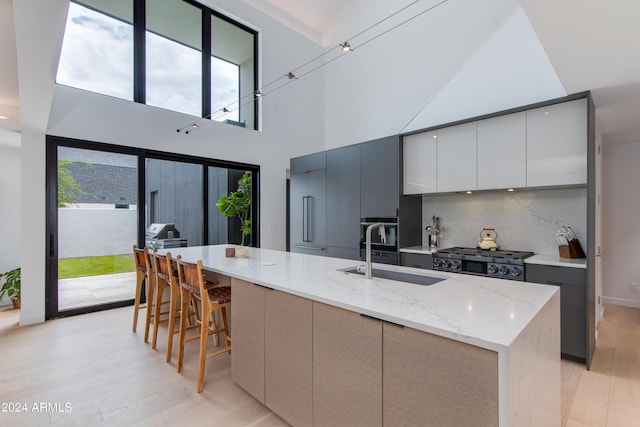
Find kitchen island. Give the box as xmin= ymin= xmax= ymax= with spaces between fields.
xmin=162 ymin=245 xmax=560 ymax=427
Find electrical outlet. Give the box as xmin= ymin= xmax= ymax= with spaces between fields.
xmin=631 ymin=282 xmax=639 ymax=293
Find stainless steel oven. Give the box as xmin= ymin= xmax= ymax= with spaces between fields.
xmin=359 ymin=218 xmax=398 ymax=264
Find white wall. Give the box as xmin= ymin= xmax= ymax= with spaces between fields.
xmin=58 ymin=208 xmax=137 ymax=258
xmin=322 ymin=1 xmax=566 ymax=149
xmin=602 ymin=140 xmax=640 ymax=308
xmin=15 ymin=0 xmax=327 ymax=324
xmin=0 ymin=141 xmax=21 ymax=307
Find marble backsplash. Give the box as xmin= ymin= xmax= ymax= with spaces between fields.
xmin=421 ymin=188 xmax=587 ymax=256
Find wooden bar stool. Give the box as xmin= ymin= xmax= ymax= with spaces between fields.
xmin=176 ymin=256 xmax=231 ymax=393
xmin=152 ymin=251 xmax=198 ymax=363
xmin=132 ymin=245 xmax=155 ymax=342
xmin=150 ymin=249 xmax=173 ymax=350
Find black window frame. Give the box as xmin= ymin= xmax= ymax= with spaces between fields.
xmin=45 ymin=135 xmax=260 ymax=320
xmin=66 ymin=0 xmax=259 ymax=129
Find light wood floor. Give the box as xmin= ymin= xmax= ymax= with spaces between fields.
xmin=561 ymin=304 xmax=640 ymax=426
xmin=0 ymin=303 xmax=638 ymax=426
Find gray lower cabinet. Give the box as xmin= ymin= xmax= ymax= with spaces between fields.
xmin=265 ymin=290 xmax=313 ymax=427
xmin=313 ymin=303 xmax=382 ymax=427
xmin=526 ymin=264 xmax=587 ymax=361
xmin=383 ymin=322 xmax=499 ymax=426
xmin=230 ymin=278 xmax=265 ymax=404
xmin=400 ymin=252 xmax=433 ymax=269
xmin=361 ymin=136 xmax=400 ymax=218
xmin=326 ymin=145 xmax=361 ymax=258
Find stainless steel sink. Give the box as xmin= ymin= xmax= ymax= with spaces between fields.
xmin=340 ymin=266 xmax=445 ymax=286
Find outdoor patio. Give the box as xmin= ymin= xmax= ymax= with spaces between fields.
xmin=58 ymin=272 xmax=136 ymax=311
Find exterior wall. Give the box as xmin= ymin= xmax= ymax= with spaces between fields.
xmin=58 ymin=208 xmax=137 ymax=258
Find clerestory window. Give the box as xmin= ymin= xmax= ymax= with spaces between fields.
xmin=57 ymin=0 xmax=258 ymax=130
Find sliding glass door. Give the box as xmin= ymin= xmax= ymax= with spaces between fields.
xmin=53 ymin=146 xmax=139 ymax=314
xmin=46 ymin=137 xmax=259 ymax=319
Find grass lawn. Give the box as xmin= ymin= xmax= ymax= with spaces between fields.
xmin=58 ymin=254 xmax=135 ymax=279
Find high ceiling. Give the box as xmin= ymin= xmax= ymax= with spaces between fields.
xmin=3 ymin=0 xmax=640 ymax=146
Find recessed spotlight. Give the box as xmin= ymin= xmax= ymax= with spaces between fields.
xmin=433 ymin=135 xmax=437 ymax=139
xmin=466 ymin=191 xmax=473 ymax=194
xmin=507 ymin=188 xmax=515 ymax=192
xmin=0 ymin=115 xmax=9 ymax=120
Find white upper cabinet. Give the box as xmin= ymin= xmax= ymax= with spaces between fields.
xmin=403 ymin=131 xmax=437 ymax=195
xmin=436 ymin=122 xmax=477 ymax=193
xmin=526 ymin=98 xmax=588 ymax=187
xmin=477 ymin=112 xmax=526 ymax=190
xmin=401 ymin=97 xmax=588 ymax=194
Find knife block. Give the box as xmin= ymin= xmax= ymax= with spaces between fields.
xmin=558 ymin=239 xmax=586 ymax=259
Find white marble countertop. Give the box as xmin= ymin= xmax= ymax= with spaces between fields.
xmin=161 ymin=245 xmax=558 ymax=354
xmin=525 ymin=254 xmax=587 ymax=269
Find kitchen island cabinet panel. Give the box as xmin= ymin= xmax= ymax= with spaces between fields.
xmin=313 ymin=303 xmax=382 ymax=427
xmin=527 ymin=98 xmax=587 ymax=187
xmin=477 ymin=112 xmax=526 ymax=189
xmin=265 ymin=290 xmax=313 ymax=427
xmin=230 ymin=278 xmax=266 ymax=404
xmin=436 ymin=122 xmax=478 ymax=193
xmin=383 ymin=322 xmax=499 ymax=426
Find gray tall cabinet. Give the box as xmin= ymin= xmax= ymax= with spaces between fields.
xmin=290 ymin=136 xmax=422 ymax=262
xmin=290 ymin=152 xmax=327 ymax=255
xmin=326 ymin=145 xmax=361 ymax=259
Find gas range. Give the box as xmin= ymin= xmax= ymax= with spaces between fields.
xmin=432 ymin=246 xmax=534 ymax=281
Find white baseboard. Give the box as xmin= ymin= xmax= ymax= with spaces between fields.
xmin=602 ymin=296 xmax=640 ymax=309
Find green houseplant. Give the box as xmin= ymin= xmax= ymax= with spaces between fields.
xmin=216 ymin=172 xmax=252 ymax=248
xmin=0 ymin=267 xmax=21 ymax=309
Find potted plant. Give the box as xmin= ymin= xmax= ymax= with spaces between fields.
xmin=216 ymin=172 xmax=252 ymax=256
xmin=0 ymin=267 xmax=21 ymax=309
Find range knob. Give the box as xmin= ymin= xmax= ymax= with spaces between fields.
xmin=443 ymin=260 xmax=451 ymax=269
xmin=488 ymin=264 xmax=498 ymax=274
xmin=433 ymin=258 xmax=442 ymax=268
xmin=511 ymin=267 xmax=522 ymax=277
xmin=499 ymin=266 xmax=510 ymax=275
xmin=451 ymin=261 xmax=461 ymax=270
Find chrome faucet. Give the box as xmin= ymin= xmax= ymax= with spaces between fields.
xmin=363 ymin=222 xmax=385 ymax=279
